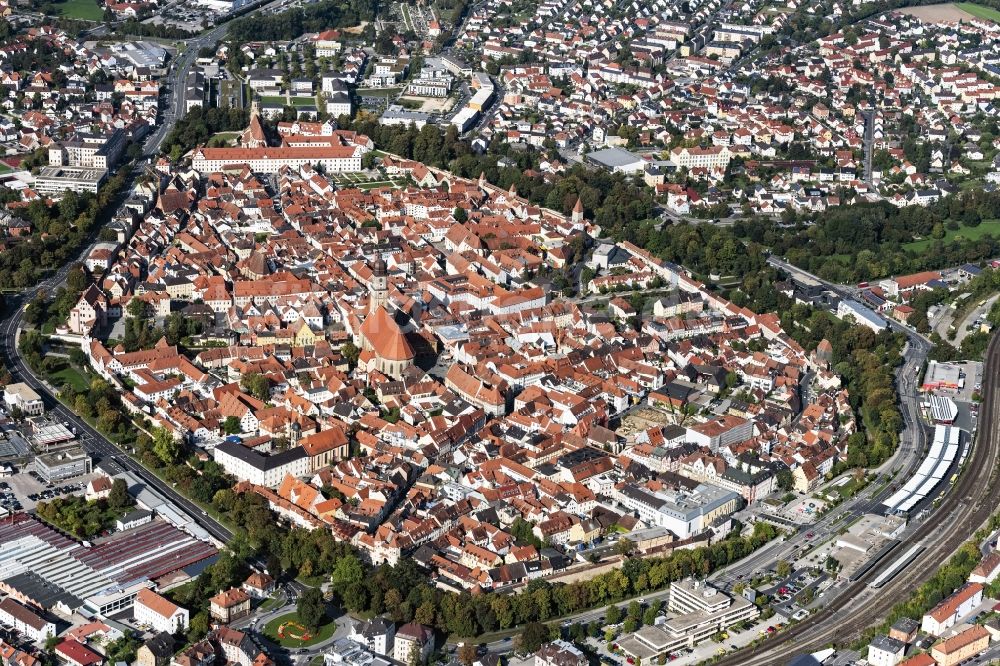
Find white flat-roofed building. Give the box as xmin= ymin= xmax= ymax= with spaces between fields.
xmin=324 ymin=638 xmax=394 ymax=666
xmin=468 ymin=86 xmax=494 ymax=111
xmin=617 ymin=580 xmax=758 ymax=660
xmin=586 ymin=147 xmax=646 ymax=174
xmin=922 ymin=362 xmax=963 ymax=391
xmin=380 ymin=106 xmax=431 ymax=129
xmin=441 ymin=55 xmax=473 ymax=76
xmin=29 ymin=420 xmax=76 ymax=450
xmin=34 ymin=166 xmax=106 ymax=195
xmin=669 ymin=578 xmax=732 ymax=614
xmin=4 ymin=383 xmax=43 ymax=416
xmin=611 ymin=482 xmax=741 ymax=539
xmin=836 ymin=299 xmax=887 ymax=332
xmin=34 ymin=448 xmax=91 ymax=482
xmin=81 ymin=580 xmax=154 ymax=617
xmin=451 ymin=107 xmax=479 ymax=132
xmin=405 ymin=79 xmax=451 ymax=97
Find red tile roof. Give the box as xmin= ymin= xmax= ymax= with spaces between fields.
xmin=55 ymin=641 xmax=103 ymax=666
xmin=361 ymin=306 xmax=414 ymax=361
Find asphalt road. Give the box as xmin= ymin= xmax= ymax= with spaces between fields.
xmin=715 ymin=329 xmax=1000 ymax=664
xmin=143 ymin=0 xmax=294 ymax=158
xmin=708 ymin=260 xmax=932 ymax=593
xmin=0 ymin=293 xmax=234 ymax=543
xmin=143 ymin=26 xmax=228 ymax=156
xmin=713 ymin=319 xmax=1000 ymax=663
xmin=0 ymin=83 xmax=239 ymax=544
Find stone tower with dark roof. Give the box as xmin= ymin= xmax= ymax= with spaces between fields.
xmin=370 ymin=257 xmax=388 ymax=315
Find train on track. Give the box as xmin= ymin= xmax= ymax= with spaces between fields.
xmin=868 ymin=543 xmax=925 ymax=589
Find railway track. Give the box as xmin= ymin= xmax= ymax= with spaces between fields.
xmin=716 ymin=332 xmax=1000 ymax=665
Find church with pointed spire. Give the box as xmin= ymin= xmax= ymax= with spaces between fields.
xmin=358 ymin=258 xmax=414 ymax=379
xmin=239 ymin=107 xmax=268 ymax=149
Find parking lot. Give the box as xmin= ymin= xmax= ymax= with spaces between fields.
xmin=764 ymin=568 xmax=829 ymax=618
xmin=3 ymin=468 xmax=93 ymax=510
xmin=595 ymin=611 xmax=800 ymax=666
xmin=923 ymin=360 xmax=982 ymax=433
xmin=139 ymin=0 xmax=228 ymax=32
xmin=0 ymin=480 xmax=23 ymax=514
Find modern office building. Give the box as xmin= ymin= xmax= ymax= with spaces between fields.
xmin=3 ymin=383 xmax=44 ymax=416
xmin=33 ymin=166 xmax=106 ymax=195
xmin=617 ymin=580 xmax=759 ymax=661
xmin=611 ymin=482 xmax=742 ymax=539
xmin=34 ymin=448 xmax=92 ymax=482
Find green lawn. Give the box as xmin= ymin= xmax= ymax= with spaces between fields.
xmin=259 ymin=96 xmax=317 ymax=108
xmin=0 ymin=163 xmax=12 ymax=174
xmin=57 ymin=0 xmax=104 ymax=20
xmin=903 ymin=219 xmax=1000 ymax=252
xmin=356 ymin=87 xmax=402 ymax=98
xmin=258 ymin=596 xmax=283 ymax=612
xmin=263 ymin=613 xmax=337 ymax=648
xmin=50 ymin=365 xmax=93 ymax=393
xmin=957 ymin=2 xmax=1000 ymax=21
xmin=208 ymin=132 xmax=240 ymax=147
xmin=833 ymin=475 xmax=868 ymax=499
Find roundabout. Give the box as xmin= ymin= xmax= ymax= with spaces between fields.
xmin=263 ymin=612 xmax=337 ymax=648
xmin=278 ymin=620 xmax=312 ymax=642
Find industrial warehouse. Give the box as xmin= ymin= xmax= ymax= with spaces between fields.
xmin=0 ymin=512 xmax=218 ymax=619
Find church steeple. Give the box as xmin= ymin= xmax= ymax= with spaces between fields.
xmin=240 ymin=104 xmax=267 ymax=149
xmin=370 ymin=257 xmax=388 ymax=315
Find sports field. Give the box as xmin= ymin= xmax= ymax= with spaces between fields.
xmin=956 ymin=2 xmax=1000 ymax=21
xmin=900 ymin=2 xmax=1000 ymax=22
xmin=57 ymin=0 xmax=104 ymax=20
